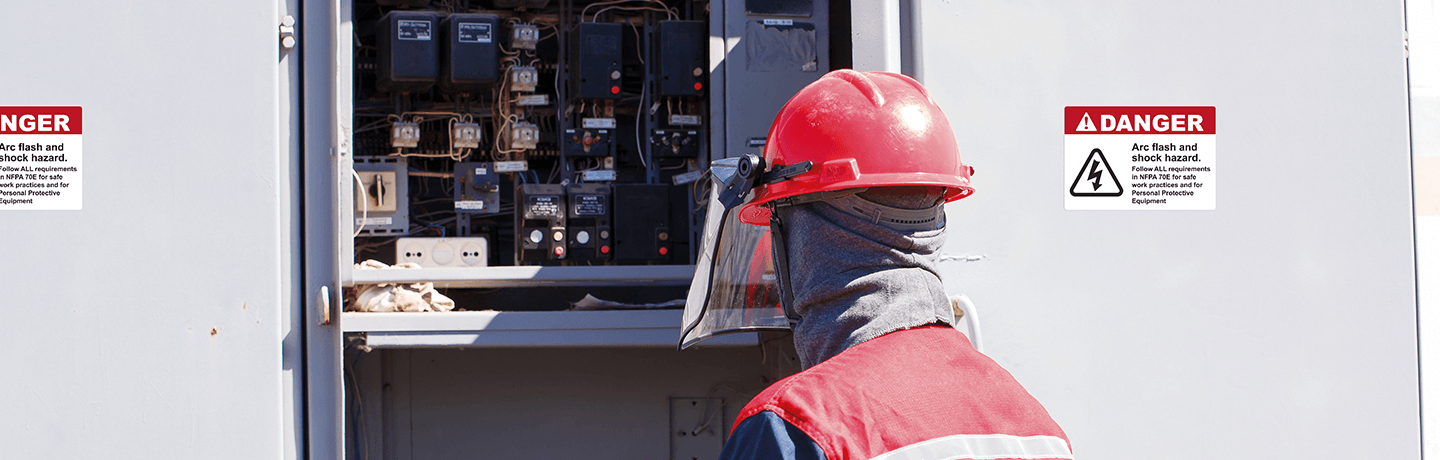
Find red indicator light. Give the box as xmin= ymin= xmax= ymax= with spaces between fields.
xmin=600 ymin=245 xmax=610 ymax=254
xmin=694 ymin=82 xmax=703 ymax=91
xmin=554 ymin=246 xmax=565 ymax=256
xmin=658 ymin=247 xmax=668 ymax=256
xmin=611 ymin=86 xmax=620 ymax=94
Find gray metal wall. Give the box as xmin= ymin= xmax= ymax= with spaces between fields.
xmin=348 ymin=345 xmax=786 ymax=460
xmin=0 ymin=2 xmax=303 ymax=459
xmin=923 ymin=1 xmax=1419 ymax=458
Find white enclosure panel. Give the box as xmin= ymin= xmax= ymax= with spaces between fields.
xmin=924 ymin=1 xmax=1417 ymax=459
xmin=0 ymin=2 xmax=295 ymax=459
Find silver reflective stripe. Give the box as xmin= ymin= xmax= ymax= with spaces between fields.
xmin=869 ymin=434 xmax=1073 ymax=460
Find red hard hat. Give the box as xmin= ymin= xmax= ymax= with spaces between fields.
xmin=738 ymin=70 xmax=975 ymax=225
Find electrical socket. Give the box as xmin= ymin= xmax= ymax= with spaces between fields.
xmin=396 ymin=237 xmax=488 ymax=268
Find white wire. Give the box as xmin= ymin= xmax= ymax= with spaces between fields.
xmin=352 ymin=169 xmax=368 ymax=238
xmin=951 ymin=294 xmax=984 ymax=353
xmin=636 ymin=82 xmax=649 ymax=169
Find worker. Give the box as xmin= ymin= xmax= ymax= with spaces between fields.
xmin=680 ymin=70 xmax=1071 ymax=460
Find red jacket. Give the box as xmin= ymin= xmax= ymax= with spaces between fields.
xmin=729 ymin=326 xmax=1071 ymax=460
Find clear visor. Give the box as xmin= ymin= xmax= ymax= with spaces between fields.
xmin=679 ymin=160 xmax=791 ymax=349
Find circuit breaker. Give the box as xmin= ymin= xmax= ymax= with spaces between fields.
xmin=566 ymin=183 xmax=613 ymax=261
xmin=614 ymin=184 xmax=671 ymax=262
xmin=516 ymin=184 xmax=567 ymax=264
xmin=572 ymin=22 xmax=623 ymax=99
xmin=376 ymin=11 xmax=440 ymax=93
xmin=658 ymin=21 xmax=707 ymax=96
xmin=439 ymin=13 xmax=500 ymax=94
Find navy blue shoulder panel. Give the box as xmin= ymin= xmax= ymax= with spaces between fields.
xmin=719 ymin=410 xmax=826 ymax=460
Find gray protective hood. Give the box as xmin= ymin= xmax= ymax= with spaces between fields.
xmin=778 ymin=192 xmax=953 ymax=369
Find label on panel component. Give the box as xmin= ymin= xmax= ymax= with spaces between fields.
xmin=0 ymin=106 xmax=83 ymax=210
xmin=573 ymin=194 xmax=607 ymax=215
xmin=763 ymin=19 xmax=794 ymax=26
xmin=357 ymin=217 xmax=394 ymax=226
xmin=455 ymin=200 xmax=486 ymax=210
xmin=516 ymin=94 xmax=549 ymax=106
xmin=527 ymin=195 xmax=560 ymax=216
xmin=397 ymin=20 xmax=433 ymax=41
xmin=669 ymin=115 xmax=701 ymax=126
xmin=582 ymin=170 xmax=617 ymax=182
xmin=458 ymin=23 xmax=492 ymax=43
xmin=582 ymin=118 xmax=617 ymax=129
xmin=1064 ymin=106 xmax=1216 ymax=210
xmin=495 ymin=161 xmax=528 ymax=172
xmin=672 ymin=170 xmax=704 ymax=185
xmin=474 ymin=166 xmax=488 ymax=175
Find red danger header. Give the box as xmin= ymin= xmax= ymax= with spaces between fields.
xmin=1065 ymin=106 xmax=1213 ymax=135
xmin=0 ymin=106 xmax=82 ymax=135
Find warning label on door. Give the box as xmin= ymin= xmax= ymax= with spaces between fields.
xmin=1064 ymin=106 xmax=1215 ymax=210
xmin=0 ymin=107 xmax=83 ymax=210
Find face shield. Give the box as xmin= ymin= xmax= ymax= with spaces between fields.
xmin=679 ymin=155 xmax=811 ymax=349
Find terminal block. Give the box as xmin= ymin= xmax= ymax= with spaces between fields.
xmin=509 ymin=66 xmax=539 ymax=92
xmin=392 ymin=121 xmax=421 ymax=148
xmin=510 ymin=24 xmax=540 ymax=50
xmin=506 ymin=122 xmax=540 ymax=150
xmin=651 ymin=129 xmax=700 ymax=157
xmin=452 ymin=121 xmax=482 ymax=149
xmin=564 ymin=128 xmax=611 ymax=157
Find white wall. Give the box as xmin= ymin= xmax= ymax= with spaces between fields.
xmin=926 ymin=1 xmax=1419 ymax=458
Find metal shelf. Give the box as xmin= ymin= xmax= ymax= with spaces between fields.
xmin=347 ymin=265 xmax=697 ymax=289
xmin=342 ymin=310 xmax=756 ymax=348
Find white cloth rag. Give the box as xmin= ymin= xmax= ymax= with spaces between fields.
xmin=348 ymin=259 xmax=456 ymax=312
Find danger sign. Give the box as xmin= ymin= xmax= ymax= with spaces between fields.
xmin=0 ymin=106 xmax=83 ymax=210
xmin=1064 ymin=106 xmax=1215 ymax=210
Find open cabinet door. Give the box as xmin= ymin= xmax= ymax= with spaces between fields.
xmin=303 ymin=0 xmax=353 ymax=458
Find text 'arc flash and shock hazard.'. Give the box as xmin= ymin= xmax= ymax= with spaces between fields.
xmin=1063 ymin=106 xmax=1215 ymax=211
xmin=0 ymin=106 xmax=83 ymax=210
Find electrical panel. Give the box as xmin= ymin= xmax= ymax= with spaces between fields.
xmin=347 ymin=0 xmax=833 ymax=302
